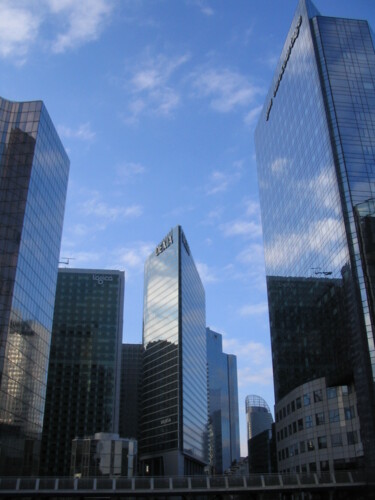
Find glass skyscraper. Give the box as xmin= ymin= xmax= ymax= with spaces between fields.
xmin=206 ymin=328 xmax=240 ymax=474
xmin=0 ymin=97 xmax=69 ymax=475
xmin=255 ymin=0 xmax=375 ymax=473
xmin=40 ymin=269 xmax=124 ymax=476
xmin=140 ymin=226 xmax=208 ymax=476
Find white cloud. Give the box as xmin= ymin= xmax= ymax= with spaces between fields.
xmin=47 ymin=0 xmax=113 ymax=53
xmin=237 ymin=243 xmax=264 ymax=266
xmin=196 ymin=262 xmax=218 ymax=284
xmin=80 ymin=193 xmax=143 ymax=221
xmin=239 ymin=301 xmax=269 ymax=317
xmin=0 ymin=0 xmax=113 ymax=62
xmin=221 ymin=220 xmax=262 ymax=238
xmin=193 ymin=67 xmax=263 ymax=113
xmin=238 ymin=366 xmax=274 ymax=387
xmin=58 ymin=122 xmax=96 ymax=141
xmin=126 ymin=52 xmax=190 ymax=121
xmin=244 ymin=104 xmax=262 ymax=126
xmin=223 ymin=338 xmax=272 ymax=368
xmin=113 ymin=243 xmax=155 ymax=272
xmin=116 ymin=162 xmax=146 ymax=183
xmin=0 ymin=1 xmax=41 ymax=61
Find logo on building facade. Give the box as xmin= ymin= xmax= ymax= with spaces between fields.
xmin=266 ymin=15 xmax=302 ymax=121
xmin=93 ymin=274 xmax=113 ymax=285
xmin=156 ymin=230 xmax=173 ymax=256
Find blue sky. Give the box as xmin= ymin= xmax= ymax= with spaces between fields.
xmin=1 ymin=0 xmax=374 ymax=456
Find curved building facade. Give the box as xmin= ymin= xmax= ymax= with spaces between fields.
xmin=246 ymin=395 xmax=273 ymax=440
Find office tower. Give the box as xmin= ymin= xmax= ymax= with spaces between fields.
xmin=140 ymin=226 xmax=208 ymax=476
xmin=70 ymin=433 xmax=137 ymax=477
xmin=119 ymin=343 xmax=143 ymax=439
xmin=206 ymin=327 xmax=240 ymax=474
xmin=245 ymin=396 xmax=274 ymax=473
xmin=255 ymin=0 xmax=375 ymax=473
xmin=0 ymin=97 xmax=69 ymax=475
xmin=248 ymin=426 xmax=277 ymax=474
xmin=40 ymin=269 xmax=124 ymax=476
xmin=245 ymin=395 xmax=273 ymax=441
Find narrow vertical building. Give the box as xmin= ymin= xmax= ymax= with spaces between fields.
xmin=119 ymin=343 xmax=143 ymax=440
xmin=140 ymin=226 xmax=208 ymax=476
xmin=206 ymin=328 xmax=240 ymax=474
xmin=0 ymin=97 xmax=69 ymax=475
xmin=40 ymin=269 xmax=124 ymax=476
xmin=255 ymin=0 xmax=375 ymax=473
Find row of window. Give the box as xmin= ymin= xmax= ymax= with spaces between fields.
xmin=277 ymin=406 xmax=356 ymax=441
xmin=276 ymin=386 xmax=352 ymax=422
xmin=279 ymin=430 xmax=359 ymax=463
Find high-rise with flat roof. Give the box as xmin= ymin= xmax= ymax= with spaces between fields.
xmin=0 ymin=97 xmax=69 ymax=475
xmin=40 ymin=269 xmax=124 ymax=476
xmin=140 ymin=226 xmax=208 ymax=476
xmin=206 ymin=327 xmax=240 ymax=474
xmin=255 ymin=0 xmax=375 ymax=474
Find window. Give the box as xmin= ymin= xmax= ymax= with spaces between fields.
xmin=307 ymin=439 xmax=315 ymax=451
xmin=345 ymin=406 xmax=355 ymax=420
xmin=329 ymin=409 xmax=340 ymax=423
xmin=309 ymin=462 xmax=317 ymax=472
xmin=300 ymin=441 xmax=306 ymax=453
xmin=320 ymin=460 xmax=329 ymax=472
xmin=291 ymin=400 xmax=295 ymax=412
xmin=315 ymin=412 xmax=325 ymax=425
xmin=314 ymin=389 xmax=323 ymax=403
xmin=298 ymin=418 xmax=303 ymax=431
xmin=296 ymin=397 xmax=302 ymax=409
xmin=293 ymin=421 xmax=297 ymax=434
xmin=304 ymin=393 xmax=311 ymax=406
xmin=318 ymin=436 xmax=327 ymax=449
xmin=347 ymin=431 xmax=358 ymax=445
xmin=331 ymin=433 xmax=342 ymax=447
xmin=305 ymin=415 xmax=313 ymax=428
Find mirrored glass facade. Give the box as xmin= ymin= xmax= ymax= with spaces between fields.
xmin=0 ymin=97 xmax=69 ymax=475
xmin=40 ymin=269 xmax=124 ymax=476
xmin=206 ymin=328 xmax=240 ymax=474
xmin=140 ymin=226 xmax=208 ymax=476
xmin=255 ymin=0 xmax=375 ymax=471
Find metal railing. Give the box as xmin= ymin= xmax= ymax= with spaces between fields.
xmin=0 ymin=470 xmax=370 ymax=497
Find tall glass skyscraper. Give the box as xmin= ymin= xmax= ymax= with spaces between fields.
xmin=255 ymin=0 xmax=375 ymax=473
xmin=40 ymin=269 xmax=124 ymax=476
xmin=0 ymin=97 xmax=69 ymax=475
xmin=206 ymin=327 xmax=240 ymax=474
xmin=140 ymin=226 xmax=208 ymax=476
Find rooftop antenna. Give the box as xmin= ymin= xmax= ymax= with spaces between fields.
xmin=59 ymin=257 xmax=75 ymax=267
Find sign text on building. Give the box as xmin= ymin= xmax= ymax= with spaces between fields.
xmin=156 ymin=230 xmax=173 ymax=256
xmin=266 ymin=15 xmax=302 ymax=121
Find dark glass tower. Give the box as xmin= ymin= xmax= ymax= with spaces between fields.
xmin=255 ymin=0 xmax=375 ymax=473
xmin=0 ymin=97 xmax=69 ymax=475
xmin=140 ymin=226 xmax=208 ymax=476
xmin=119 ymin=343 xmax=143 ymax=440
xmin=40 ymin=269 xmax=124 ymax=476
xmin=206 ymin=328 xmax=240 ymax=474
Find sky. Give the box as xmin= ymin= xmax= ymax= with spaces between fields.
xmin=1 ymin=0 xmax=375 ymax=457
